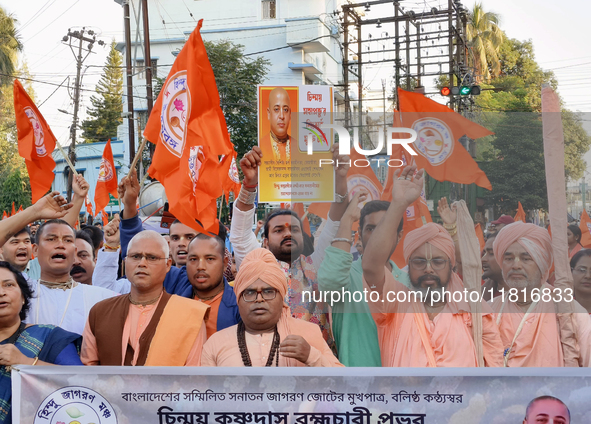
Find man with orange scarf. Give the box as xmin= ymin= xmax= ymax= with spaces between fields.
xmin=492 ymin=222 xmax=591 ymax=367
xmin=362 ymin=166 xmax=503 ymax=367
xmin=201 ymin=248 xmax=342 ymax=367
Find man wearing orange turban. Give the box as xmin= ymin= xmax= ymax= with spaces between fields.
xmin=492 ymin=222 xmax=591 ymax=367
xmin=201 ymin=248 xmax=343 ymax=367
xmin=362 ymin=166 xmax=503 ymax=367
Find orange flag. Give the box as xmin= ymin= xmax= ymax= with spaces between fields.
xmin=145 ymin=20 xmax=233 ymax=234
xmin=308 ymin=149 xmax=384 ymax=221
xmin=514 ymin=201 xmax=526 ymax=222
xmin=475 ymin=223 xmax=485 ymax=252
xmin=219 ymin=149 xmax=242 ymax=202
xmin=14 ymin=79 xmax=56 ymax=203
xmin=11 ymin=203 xmax=15 ymax=216
xmin=94 ymin=140 xmax=118 ymax=213
xmin=100 ymin=209 xmax=109 ymax=226
xmin=580 ymin=210 xmax=591 ymax=248
xmin=397 ymin=88 xmax=493 ymax=190
xmin=85 ymin=195 xmax=93 ymax=216
xmin=2 ymin=211 xmax=7 ymax=220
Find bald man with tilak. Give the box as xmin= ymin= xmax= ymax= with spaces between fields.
xmin=263 ymin=87 xmax=292 ymax=162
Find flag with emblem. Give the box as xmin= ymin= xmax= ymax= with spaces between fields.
xmin=219 ymin=148 xmax=242 ymax=202
xmin=514 ymin=201 xmax=526 ymax=222
xmin=14 ymin=79 xmax=56 ymax=202
xmin=144 ymin=19 xmax=233 ymax=234
xmin=579 ymin=209 xmax=591 ymax=248
xmin=398 ymin=87 xmax=493 ymax=190
xmin=94 ymin=139 xmax=118 ymax=214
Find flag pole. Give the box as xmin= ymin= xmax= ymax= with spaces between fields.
xmin=129 ymin=137 xmax=148 ymax=177
xmin=218 ymin=196 xmax=224 ymax=220
xmin=55 ymin=142 xmax=78 ymax=176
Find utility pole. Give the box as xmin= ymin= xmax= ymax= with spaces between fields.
xmin=122 ymin=0 xmax=136 ymax=162
xmin=62 ymin=27 xmax=103 ymax=201
xmin=141 ymin=0 xmax=155 ymax=158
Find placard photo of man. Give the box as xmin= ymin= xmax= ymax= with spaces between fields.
xmin=523 ymin=396 xmax=570 ymax=424
xmin=258 ymin=86 xmax=298 ymax=164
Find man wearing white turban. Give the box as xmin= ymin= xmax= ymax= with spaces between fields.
xmin=492 ymin=222 xmax=591 ymax=367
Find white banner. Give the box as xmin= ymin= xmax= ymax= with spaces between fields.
xmin=12 ymin=367 xmax=591 ymax=423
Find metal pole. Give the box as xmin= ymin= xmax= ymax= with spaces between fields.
xmin=66 ymin=32 xmax=84 ymax=202
xmin=141 ymin=0 xmax=154 ymax=157
xmin=448 ymin=0 xmax=455 ymax=111
xmin=357 ymin=21 xmax=362 ymax=138
xmin=343 ymin=9 xmax=350 ymax=129
xmin=123 ymin=1 xmax=136 ymax=163
xmin=394 ymin=1 xmax=400 ymax=109
xmin=416 ymin=23 xmax=421 ymax=87
xmin=382 ymin=79 xmax=386 ymax=140
xmin=405 ymin=16 xmax=411 ymax=90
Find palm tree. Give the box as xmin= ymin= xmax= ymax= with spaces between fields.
xmin=466 ymin=3 xmax=503 ymax=82
xmin=0 ymin=7 xmax=22 ymax=84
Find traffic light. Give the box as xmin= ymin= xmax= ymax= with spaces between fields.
xmin=440 ymin=85 xmax=481 ymax=96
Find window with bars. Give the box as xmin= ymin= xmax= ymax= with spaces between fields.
xmin=262 ymin=0 xmax=276 ymax=19
xmin=135 ymin=59 xmax=158 ymax=79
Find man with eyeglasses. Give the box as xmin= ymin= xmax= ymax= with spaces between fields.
xmin=81 ymin=230 xmax=209 ymax=366
xmin=202 ymin=248 xmax=342 ymax=367
xmin=362 ymin=166 xmax=503 ymax=367
xmin=491 ymin=221 xmax=591 ymax=366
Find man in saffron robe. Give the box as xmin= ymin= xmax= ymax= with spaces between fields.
xmin=362 ymin=166 xmax=503 ymax=367
xmin=81 ymin=231 xmax=208 ymax=366
xmin=492 ymin=222 xmax=591 ymax=367
xmin=201 ymin=248 xmax=342 ymax=367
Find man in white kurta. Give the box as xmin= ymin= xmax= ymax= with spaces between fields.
xmin=23 ymin=220 xmax=117 ymax=335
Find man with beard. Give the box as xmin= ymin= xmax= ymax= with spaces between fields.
xmin=488 ymin=215 xmax=514 ymax=235
xmin=362 ymin=166 xmax=503 ymax=367
xmin=70 ymin=231 xmax=96 ymax=285
xmin=230 ymin=145 xmax=349 ymax=347
xmin=492 ymin=222 xmax=591 ymax=366
xmin=481 ymin=233 xmax=509 ymax=301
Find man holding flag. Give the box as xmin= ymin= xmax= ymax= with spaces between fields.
xmin=94 ymin=139 xmax=118 ymax=216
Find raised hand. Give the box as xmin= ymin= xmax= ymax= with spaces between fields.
xmin=239 ymin=147 xmax=262 ymax=188
xmin=121 ymin=169 xmax=140 ymax=219
xmin=72 ymin=174 xmax=90 ymax=198
xmin=279 ymin=335 xmax=311 ymax=364
xmin=104 ymin=213 xmax=121 ymax=248
xmin=343 ymin=190 xmax=368 ymax=223
xmin=437 ymin=197 xmax=457 ymax=225
xmin=331 ymin=143 xmax=350 ymax=179
xmin=391 ymin=165 xmax=424 ymax=207
xmin=31 ymin=191 xmax=73 ymax=220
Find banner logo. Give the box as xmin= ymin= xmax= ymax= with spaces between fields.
xmin=161 ymin=70 xmax=190 ymax=158
xmin=34 ymin=386 xmax=117 ymax=424
xmin=412 ymin=118 xmax=454 ymax=165
xmin=97 ymin=158 xmax=114 ymax=182
xmin=24 ymin=106 xmax=47 ymax=157
xmin=229 ymin=156 xmax=240 ymax=183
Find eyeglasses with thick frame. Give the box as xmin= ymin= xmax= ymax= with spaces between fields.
xmin=127 ymin=253 xmax=168 ymax=263
xmin=242 ymin=288 xmax=278 ymax=302
xmin=409 ymin=257 xmax=448 ymax=271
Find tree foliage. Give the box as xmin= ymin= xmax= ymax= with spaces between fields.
xmin=81 ymin=41 xmax=123 ymax=143
xmin=466 ymin=3 xmax=503 ymax=82
xmin=203 ymin=40 xmax=269 ymax=158
xmin=0 ymin=7 xmax=22 ymax=85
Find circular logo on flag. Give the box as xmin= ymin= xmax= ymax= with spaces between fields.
xmin=97 ymin=158 xmax=114 ymax=182
xmin=34 ymin=386 xmax=117 ymax=424
xmin=412 ymin=118 xmax=454 ymax=165
xmin=24 ymin=106 xmax=47 ymax=157
xmin=161 ymin=70 xmax=191 ymax=158
xmin=347 ymin=175 xmax=381 ymax=207
xmin=229 ymin=156 xmax=240 ymax=183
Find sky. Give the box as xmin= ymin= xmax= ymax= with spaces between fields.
xmin=2 ymin=0 xmax=590 ymax=147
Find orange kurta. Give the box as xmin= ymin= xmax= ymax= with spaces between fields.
xmin=491 ymin=284 xmax=591 ymax=367
xmin=201 ymin=316 xmax=343 ymax=367
xmin=195 ymin=291 xmax=223 ymax=339
xmin=368 ymin=269 xmax=503 ymax=367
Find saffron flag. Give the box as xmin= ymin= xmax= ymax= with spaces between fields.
xmin=85 ymin=195 xmax=93 ymax=216
xmin=514 ymin=201 xmax=526 ymax=223
xmin=145 ymin=19 xmax=233 ymax=234
xmin=397 ymin=88 xmax=493 ymax=190
xmin=94 ymin=140 xmax=118 ymax=214
xmin=14 ymin=79 xmax=56 ymax=202
xmin=475 ymin=223 xmax=485 ymax=252
xmin=2 ymin=211 xmax=7 ymax=220
xmin=219 ymin=149 xmax=242 ymax=202
xmin=308 ymin=149 xmax=384 ymax=221
xmin=580 ymin=209 xmax=591 ymax=249
xmin=100 ymin=209 xmax=109 ymax=226
xmin=11 ymin=203 xmax=15 ymax=217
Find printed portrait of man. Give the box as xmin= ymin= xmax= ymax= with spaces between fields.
xmin=259 ymin=87 xmax=293 ymax=163
xmin=523 ymin=396 xmax=570 ymax=424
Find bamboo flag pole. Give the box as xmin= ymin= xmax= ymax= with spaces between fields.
xmin=128 ymin=137 xmax=148 ymax=177
xmin=55 ymin=142 xmax=78 ymax=176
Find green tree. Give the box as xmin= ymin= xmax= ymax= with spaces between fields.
xmin=466 ymin=3 xmax=503 ymax=82
xmin=81 ymin=41 xmax=123 ymax=143
xmin=204 ymin=40 xmax=269 ymax=158
xmin=0 ymin=7 xmax=22 ymax=86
